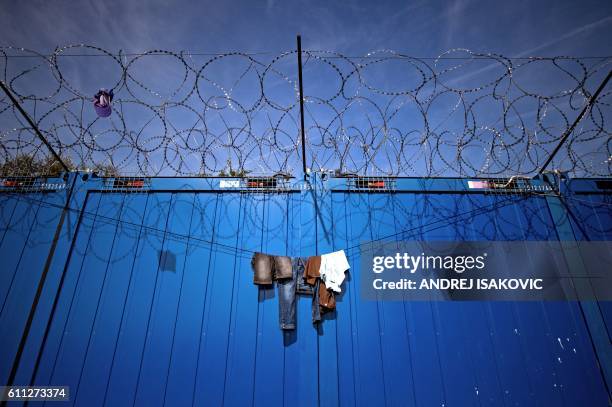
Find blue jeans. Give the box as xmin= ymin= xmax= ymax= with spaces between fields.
xmin=294 ymin=257 xmax=321 ymax=324
xmin=278 ymin=259 xmax=298 ymax=330
xmin=295 ymin=257 xmax=313 ymax=295
xmin=312 ymin=278 xmax=322 ymax=323
xmin=278 ymin=258 xmax=321 ymax=329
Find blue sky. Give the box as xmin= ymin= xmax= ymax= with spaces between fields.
xmin=0 ymin=0 xmax=611 ymax=177
xmin=2 ymin=0 xmax=611 ymax=56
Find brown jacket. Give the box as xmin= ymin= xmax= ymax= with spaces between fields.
xmin=304 ymin=256 xmax=321 ymax=285
xmin=305 ymin=255 xmax=335 ymax=312
xmin=319 ymin=280 xmax=336 ymax=311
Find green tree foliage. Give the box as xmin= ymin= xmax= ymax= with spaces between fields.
xmin=217 ymin=159 xmax=251 ymax=177
xmin=0 ymin=154 xmax=76 ymax=177
xmin=91 ymin=163 xmax=120 ymax=177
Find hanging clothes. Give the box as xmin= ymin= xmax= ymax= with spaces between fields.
xmin=304 ymin=255 xmax=321 ymax=285
xmin=294 ymin=257 xmax=314 ymax=295
xmin=252 ymin=253 xmax=293 ymax=285
xmin=252 ymin=250 xmax=349 ymax=331
xmin=318 ymin=280 xmax=336 ymax=311
xmin=252 ymin=252 xmax=274 ymax=285
xmin=319 ymin=250 xmax=350 ymax=292
xmin=277 ymin=259 xmax=297 ymax=330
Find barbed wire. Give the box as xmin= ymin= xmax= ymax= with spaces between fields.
xmin=0 ymin=45 xmax=610 ymax=177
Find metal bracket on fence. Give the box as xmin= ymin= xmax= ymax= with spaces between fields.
xmin=101 ymin=177 xmax=152 ymax=192
xmin=345 ymin=176 xmax=397 ymax=192
xmin=0 ymin=176 xmax=67 ymax=193
xmin=240 ymin=176 xmax=292 ymax=194
xmin=466 ymin=177 xmax=553 ymax=195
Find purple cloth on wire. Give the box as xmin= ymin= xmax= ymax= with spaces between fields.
xmin=94 ymin=88 xmax=114 ymax=117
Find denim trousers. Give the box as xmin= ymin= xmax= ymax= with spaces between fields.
xmin=278 ymin=258 xmax=298 ymax=329
xmin=278 ymin=257 xmax=321 ymax=329
xmin=294 ymin=257 xmax=321 ymax=324
xmin=312 ymin=279 xmax=322 ymax=323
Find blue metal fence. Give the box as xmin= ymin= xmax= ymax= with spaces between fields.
xmin=0 ymin=173 xmax=610 ymax=406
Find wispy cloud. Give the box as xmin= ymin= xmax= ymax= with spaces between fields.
xmin=516 ymin=15 xmax=612 ymax=56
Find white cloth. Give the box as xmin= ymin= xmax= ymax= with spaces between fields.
xmin=319 ymin=250 xmax=350 ymax=292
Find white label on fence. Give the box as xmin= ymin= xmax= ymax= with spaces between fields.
xmin=467 ymin=180 xmax=491 ymax=189
xmin=220 ymin=180 xmax=241 ymax=188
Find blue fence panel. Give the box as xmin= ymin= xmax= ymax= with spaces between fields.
xmin=0 ymin=174 xmax=610 ymax=406
xmin=221 ymin=193 xmax=261 ymax=406
xmin=0 ymin=192 xmax=62 ymax=385
xmin=75 ymin=193 xmax=148 ymax=407
xmin=103 ymin=192 xmax=172 ymax=406
xmin=165 ymin=193 xmax=217 ymax=406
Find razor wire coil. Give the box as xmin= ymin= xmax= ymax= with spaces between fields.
xmin=0 ymin=45 xmax=610 ymax=178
